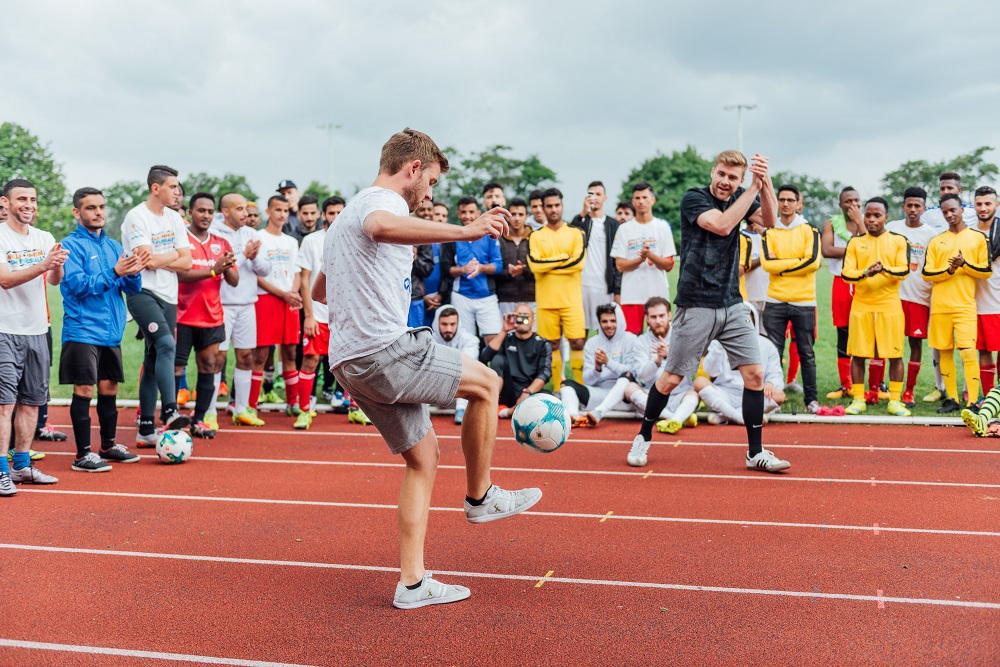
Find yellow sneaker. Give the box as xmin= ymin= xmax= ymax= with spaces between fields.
xmin=923 ymin=388 xmax=943 ymax=403
xmin=656 ymin=419 xmax=682 ymax=434
xmin=348 ymin=408 xmax=372 ymax=426
xmin=886 ymin=400 xmax=911 ymax=417
xmin=683 ymin=413 xmax=698 ymax=429
xmin=293 ymin=411 xmax=313 ymax=430
xmin=961 ymin=408 xmax=988 ymax=436
xmin=233 ymin=409 xmax=265 ymax=427
xmin=203 ymin=411 xmax=220 ymax=431
xmin=845 ymin=399 xmax=867 ymax=415
xmin=826 ymin=386 xmax=848 ymax=399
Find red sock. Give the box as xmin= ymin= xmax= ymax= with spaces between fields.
xmin=906 ymin=360 xmax=921 ymax=391
xmin=249 ymin=373 xmax=263 ymax=409
xmin=283 ymin=370 xmax=299 ymax=407
xmin=869 ymin=358 xmax=885 ymax=390
xmin=837 ymin=357 xmax=851 ymax=389
xmin=348 ymin=393 xmax=358 ymax=410
xmin=787 ymin=341 xmax=800 ymax=384
xmin=982 ymin=363 xmax=996 ymax=394
xmin=298 ymin=371 xmax=316 ymax=410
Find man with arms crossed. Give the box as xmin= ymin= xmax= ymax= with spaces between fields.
xmin=0 ymin=179 xmax=67 ymax=494
xmin=61 ymin=187 xmax=146 ymax=472
xmin=626 ymin=151 xmax=790 ymax=473
xmin=326 ymin=129 xmax=541 ymax=609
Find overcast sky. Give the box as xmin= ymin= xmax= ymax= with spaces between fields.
xmin=4 ymin=0 xmax=999 ymax=212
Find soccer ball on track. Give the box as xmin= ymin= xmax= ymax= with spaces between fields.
xmin=156 ymin=430 xmax=193 ymax=464
xmin=511 ymin=394 xmax=571 ymax=453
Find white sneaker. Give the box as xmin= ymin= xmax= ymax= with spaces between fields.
xmin=392 ymin=573 xmax=471 ymax=610
xmin=746 ymin=449 xmax=790 ymax=473
xmin=0 ymin=472 xmax=15 ymax=496
xmin=627 ymin=435 xmax=650 ymax=467
xmin=464 ymin=485 xmax=542 ymax=524
xmin=707 ymin=413 xmax=728 ymax=425
xmin=10 ymin=466 xmax=59 ymax=484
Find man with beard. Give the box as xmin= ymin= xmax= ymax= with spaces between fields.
xmin=480 ymin=305 xmax=551 ymax=417
xmin=325 ymin=128 xmax=541 ymax=609
xmin=973 ymin=186 xmax=1000 ymax=397
xmin=431 ymin=306 xmax=480 ymax=423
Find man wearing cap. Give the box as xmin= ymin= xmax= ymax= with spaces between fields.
xmin=277 ymin=180 xmax=303 ymax=238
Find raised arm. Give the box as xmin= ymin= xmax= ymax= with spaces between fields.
xmin=365 ymin=207 xmax=508 ymax=245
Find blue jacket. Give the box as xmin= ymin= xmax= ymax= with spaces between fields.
xmin=61 ymin=224 xmax=142 ymax=346
xmin=453 ymin=237 xmax=502 ymax=299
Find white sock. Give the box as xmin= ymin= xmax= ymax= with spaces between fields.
xmin=699 ymin=385 xmax=743 ymax=424
xmin=765 ymin=397 xmax=779 ymax=414
xmin=560 ymin=386 xmax=580 ymax=417
xmin=592 ymin=377 xmax=630 ymax=421
xmin=630 ymin=389 xmax=648 ymax=413
xmin=559 ymin=338 xmax=570 ymax=379
xmin=234 ymin=368 xmax=252 ymax=414
xmin=672 ymin=392 xmax=700 ymax=424
xmin=456 ymin=397 xmax=469 ymax=412
xmin=933 ymin=348 xmax=944 ymax=392
xmin=209 ymin=372 xmax=221 ymax=413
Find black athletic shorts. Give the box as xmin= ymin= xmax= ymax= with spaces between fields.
xmin=59 ymin=341 xmax=125 ymax=386
xmin=175 ymin=324 xmax=226 ymax=366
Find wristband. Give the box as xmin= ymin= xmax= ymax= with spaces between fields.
xmin=210 ymin=269 xmax=217 ymax=277
xmin=521 ymin=389 xmax=531 ymax=395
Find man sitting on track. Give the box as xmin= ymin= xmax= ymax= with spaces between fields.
xmin=841 ymin=197 xmax=911 ymax=417
xmin=325 ymin=128 xmax=541 ymax=610
xmin=561 ymin=303 xmax=641 ymax=427
xmin=431 ymin=306 xmax=480 ymax=424
xmin=480 ymin=304 xmax=551 ymax=418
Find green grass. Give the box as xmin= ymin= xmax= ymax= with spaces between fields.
xmin=48 ymin=267 xmax=965 ymax=412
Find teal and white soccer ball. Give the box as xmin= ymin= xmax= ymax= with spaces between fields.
xmin=156 ymin=429 xmax=193 ymax=464
xmin=511 ymin=394 xmax=571 ymax=453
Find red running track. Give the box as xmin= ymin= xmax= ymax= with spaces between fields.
xmin=2 ymin=408 xmax=998 ymax=666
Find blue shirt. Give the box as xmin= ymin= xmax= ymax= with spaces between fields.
xmin=454 ymin=237 xmax=501 ymax=299
xmin=424 ymin=244 xmax=441 ymax=296
xmin=60 ymin=224 xmax=142 ymax=346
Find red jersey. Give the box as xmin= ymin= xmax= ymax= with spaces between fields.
xmin=178 ymin=231 xmax=232 ymax=327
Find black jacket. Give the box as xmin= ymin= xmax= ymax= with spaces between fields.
xmin=570 ymin=214 xmax=622 ymax=294
xmin=480 ymin=331 xmax=552 ymax=388
xmin=410 ymin=244 xmax=434 ymax=302
xmin=495 ymin=235 xmax=535 ymax=303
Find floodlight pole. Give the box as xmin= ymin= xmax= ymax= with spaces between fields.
xmin=723 ymin=104 xmax=756 ymax=154
xmin=317 ymin=122 xmax=343 ymax=192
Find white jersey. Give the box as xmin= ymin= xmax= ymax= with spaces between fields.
xmin=974 ymin=220 xmax=1000 ymax=315
xmin=582 ymin=304 xmax=642 ymax=389
xmin=0 ymin=222 xmax=56 ymax=335
xmin=297 ymin=228 xmax=328 ymax=324
xmin=581 ymin=216 xmax=608 ymax=291
xmin=610 ymin=217 xmax=677 ymax=304
xmin=921 ymin=204 xmax=978 ymax=233
xmin=702 ymin=336 xmax=782 ymax=393
xmin=326 ymin=187 xmax=413 ymax=365
xmin=121 ymin=203 xmax=190 ymax=304
xmin=634 ymin=327 xmax=693 ymax=394
xmin=208 ymin=219 xmax=271 ymax=306
xmin=885 ymin=220 xmax=936 ymax=306
xmin=743 ymin=231 xmax=769 ymax=301
xmin=827 ymin=221 xmax=849 ymax=276
xmin=256 ymin=228 xmax=299 ymax=295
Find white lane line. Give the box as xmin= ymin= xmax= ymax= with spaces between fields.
xmin=26 ymin=453 xmax=1000 ymax=488
xmin=0 ymin=638 xmax=320 ymax=666
xmin=2 ymin=543 xmax=997 ymax=610
xmin=19 ymin=489 xmax=1000 ymax=537
xmin=50 ymin=424 xmax=999 ymax=455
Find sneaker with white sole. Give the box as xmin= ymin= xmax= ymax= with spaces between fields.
xmin=746 ymin=449 xmax=790 ymax=473
xmin=99 ymin=444 xmax=140 ymax=463
xmin=0 ymin=472 xmax=16 ymax=496
xmin=707 ymin=413 xmax=728 ymax=425
xmin=392 ymin=573 xmax=471 ymax=610
xmin=464 ymin=485 xmax=542 ymax=524
xmin=162 ymin=408 xmax=190 ymax=431
xmin=135 ymin=430 xmax=162 ymax=448
xmin=72 ymin=452 xmax=112 ymax=473
xmin=10 ymin=466 xmax=59 ymax=484
xmin=627 ymin=435 xmax=650 ymax=467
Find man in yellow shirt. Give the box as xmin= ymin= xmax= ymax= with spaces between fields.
xmin=841 ymin=197 xmax=911 ymax=416
xmin=527 ymin=188 xmax=585 ymax=388
xmin=760 ymin=184 xmax=822 ymax=412
xmin=922 ymin=193 xmax=992 ymax=412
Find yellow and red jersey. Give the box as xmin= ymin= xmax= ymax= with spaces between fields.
xmin=178 ymin=231 xmax=232 ymax=327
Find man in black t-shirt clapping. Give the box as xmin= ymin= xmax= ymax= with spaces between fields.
xmin=626 ymin=150 xmax=791 ymax=474
xmin=480 ymin=305 xmax=552 ymax=417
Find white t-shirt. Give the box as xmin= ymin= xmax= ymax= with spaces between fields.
xmin=921 ymin=205 xmax=977 ymax=232
xmin=974 ymin=223 xmax=1000 ymax=315
xmin=257 ymin=229 xmax=299 ymax=294
xmin=297 ymin=227 xmax=327 ymax=324
xmin=0 ymin=223 xmax=56 ymax=335
xmin=743 ymin=231 xmax=769 ymax=302
xmin=886 ymin=220 xmax=936 ymax=306
xmin=827 ymin=222 xmax=849 ymax=276
xmin=121 ymin=203 xmax=190 ymax=304
xmin=581 ymin=216 xmax=608 ymax=291
xmin=610 ymin=218 xmax=677 ymax=304
xmin=326 ymin=187 xmax=413 ymax=365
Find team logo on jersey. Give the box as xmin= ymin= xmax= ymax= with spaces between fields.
xmin=148 ymin=322 xmax=159 ymax=334
xmin=404 ymin=277 xmax=411 ymax=291
xmin=210 ymin=243 xmax=222 ymax=254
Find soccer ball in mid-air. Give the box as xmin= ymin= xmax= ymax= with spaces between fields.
xmin=156 ymin=430 xmax=193 ymax=464
xmin=511 ymin=394 xmax=571 ymax=453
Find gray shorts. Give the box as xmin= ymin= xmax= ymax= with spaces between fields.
xmin=0 ymin=332 xmax=50 ymax=406
xmin=332 ymin=328 xmax=463 ymax=454
xmin=665 ymin=303 xmax=761 ymax=378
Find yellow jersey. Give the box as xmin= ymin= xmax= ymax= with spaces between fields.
xmin=922 ymin=226 xmax=991 ymax=314
xmin=527 ymin=223 xmax=585 ymax=310
xmin=760 ymin=222 xmax=821 ymax=304
xmin=841 ymin=231 xmax=909 ymax=312
xmin=738 ymin=230 xmax=751 ymax=301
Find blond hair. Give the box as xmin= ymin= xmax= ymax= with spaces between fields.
xmin=379 ymin=128 xmax=450 ymax=176
xmin=714 ymin=150 xmax=747 ymax=172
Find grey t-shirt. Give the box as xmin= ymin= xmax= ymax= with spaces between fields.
xmin=326 ymin=187 xmax=413 ymax=365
